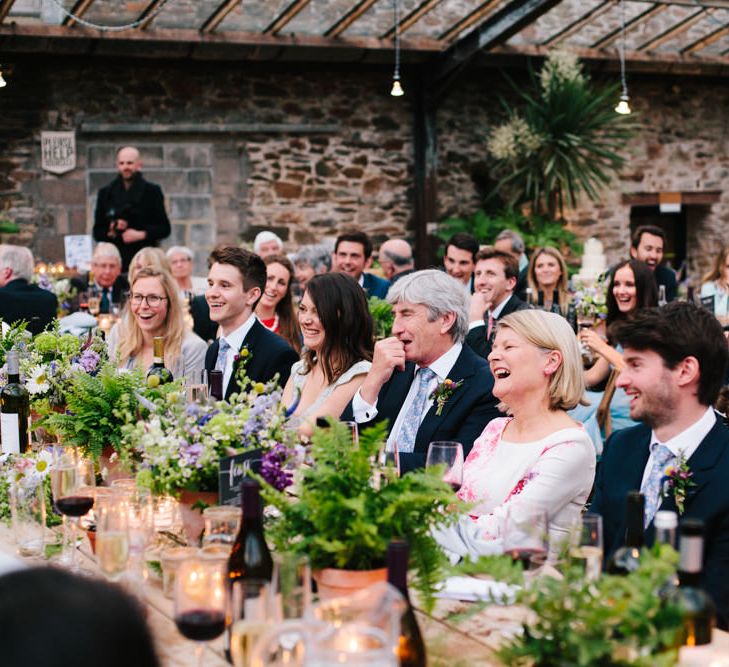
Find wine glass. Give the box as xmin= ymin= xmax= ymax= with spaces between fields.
xmin=425 ymin=441 xmax=464 ymax=493
xmin=577 ymin=316 xmax=595 ymax=366
xmin=174 ymin=556 xmax=227 ymax=667
xmin=502 ymin=505 xmax=549 ymax=568
xmin=570 ymin=513 xmax=603 ymax=581
xmin=96 ymin=494 xmax=130 ymax=582
xmin=87 ymin=294 xmax=101 ymax=316
xmin=186 ymin=369 xmax=210 ymax=405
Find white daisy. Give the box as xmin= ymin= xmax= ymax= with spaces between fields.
xmin=26 ymin=364 xmax=51 ymax=394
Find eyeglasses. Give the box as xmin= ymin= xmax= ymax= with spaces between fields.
xmin=128 ymin=292 xmax=168 ymax=307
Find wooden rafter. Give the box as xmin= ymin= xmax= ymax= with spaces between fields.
xmin=682 ymin=22 xmax=729 ymax=52
xmin=637 ymin=7 xmax=708 ymax=51
xmin=382 ymin=0 xmax=444 ymax=39
xmin=200 ymin=0 xmax=239 ymax=34
xmin=263 ymin=0 xmax=312 ymax=35
xmin=439 ymin=0 xmax=501 ymax=42
xmin=0 ymin=0 xmax=16 ymax=24
xmin=542 ymin=1 xmax=612 ymax=46
xmin=62 ymin=0 xmax=96 ymax=27
xmin=324 ymin=0 xmax=379 ymax=38
xmin=136 ymin=0 xmax=166 ymax=31
xmin=591 ymin=4 xmax=666 ymax=49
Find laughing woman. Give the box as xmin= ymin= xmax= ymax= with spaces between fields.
xmin=282 ymin=272 xmax=374 ymax=437
xmin=255 ymin=254 xmax=302 ymax=354
xmin=434 ymin=309 xmax=595 ymax=561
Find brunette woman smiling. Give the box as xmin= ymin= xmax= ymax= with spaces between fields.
xmin=255 ymin=254 xmax=301 ymax=354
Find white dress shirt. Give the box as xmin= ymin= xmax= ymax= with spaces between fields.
xmin=352 ymin=342 xmax=463 ymax=452
xmin=219 ymin=314 xmax=256 ymax=391
xmin=468 ymin=293 xmax=512 ymax=331
xmin=640 ymin=406 xmax=716 ymax=490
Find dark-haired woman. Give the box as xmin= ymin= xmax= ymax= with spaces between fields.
xmin=282 ymin=273 xmax=374 ymax=437
xmin=255 ymin=254 xmax=302 ymax=354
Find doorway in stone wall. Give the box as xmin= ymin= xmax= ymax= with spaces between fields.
xmin=629 ymin=206 xmax=687 ymax=279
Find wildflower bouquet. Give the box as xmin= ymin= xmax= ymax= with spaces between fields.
xmin=33 ymin=273 xmax=77 ymax=316
xmin=571 ymin=278 xmax=608 ymax=321
xmin=0 ymin=449 xmax=60 ymax=527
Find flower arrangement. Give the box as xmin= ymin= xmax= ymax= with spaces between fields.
xmin=430 ymin=378 xmax=464 ymax=416
xmin=33 ymin=273 xmax=77 ymax=316
xmin=0 ymin=320 xmax=28 ymax=368
xmin=571 ymin=278 xmax=608 ymax=321
xmin=662 ymin=453 xmax=695 ymax=515
xmin=0 ymin=450 xmax=60 ymax=527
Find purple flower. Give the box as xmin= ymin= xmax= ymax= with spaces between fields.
xmin=261 ymin=443 xmax=293 ymax=491
xmin=76 ymin=349 xmax=100 ymax=373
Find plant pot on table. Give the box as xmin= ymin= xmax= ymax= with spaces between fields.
xmin=178 ymin=489 xmax=218 ymax=546
xmin=313 ymin=567 xmax=388 ymax=601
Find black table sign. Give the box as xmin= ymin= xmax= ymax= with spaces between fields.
xmin=218 ymin=449 xmax=262 ymax=507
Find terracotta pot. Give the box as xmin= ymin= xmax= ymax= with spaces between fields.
xmin=313 ymin=567 xmax=387 ymax=600
xmin=178 ymin=490 xmax=218 ymax=546
xmin=86 ymin=529 xmax=97 ymax=555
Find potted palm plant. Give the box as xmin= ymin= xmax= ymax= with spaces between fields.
xmin=261 ymin=420 xmax=458 ymax=610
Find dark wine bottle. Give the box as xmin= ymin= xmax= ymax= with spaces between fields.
xmin=387 ymin=540 xmax=426 ymax=667
xmin=0 ymin=348 xmax=30 ymax=454
xmin=209 ymin=369 xmax=224 ymax=401
xmin=607 ymin=491 xmax=644 ymax=575
xmin=550 ymin=291 xmax=562 ymax=315
xmin=656 ymin=511 xmax=680 ymax=599
xmin=146 ymin=336 xmax=174 ymax=386
xmin=537 ymin=290 xmax=545 ymax=308
xmin=226 ymin=479 xmax=273 ymax=661
xmin=666 ymin=519 xmax=715 ymax=647
xmin=566 ymin=300 xmax=578 ymax=333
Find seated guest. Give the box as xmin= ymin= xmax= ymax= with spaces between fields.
xmin=343 ymin=269 xmax=501 ymax=473
xmin=0 ymin=244 xmax=57 ymax=334
xmin=700 ymin=244 xmax=729 ymax=318
xmin=253 ymin=230 xmax=284 ymax=259
xmin=494 ymin=229 xmax=529 ymax=300
xmin=379 ymin=239 xmax=415 ymax=283
xmin=629 ymin=224 xmax=677 ymax=302
xmin=333 ymin=231 xmax=390 ymax=299
xmin=466 ymin=248 xmax=528 ymax=361
xmin=591 ymin=302 xmax=729 ymax=628
xmin=435 ymin=310 xmax=595 ymax=561
xmin=71 ymin=242 xmax=128 ymax=313
xmin=443 ymin=232 xmax=478 ymax=288
xmin=255 ymin=255 xmax=302 ymax=354
xmin=166 ymin=246 xmax=208 ymax=298
xmin=128 ymin=246 xmax=171 ymax=284
xmin=204 ymin=246 xmax=299 ymax=398
xmin=283 ymin=273 xmax=373 ymax=438
xmin=107 ymin=267 xmax=206 ymax=378
xmin=293 ymin=244 xmax=331 ymax=297
xmin=527 ymin=246 xmax=570 ymax=313
xmin=0 ymin=568 xmax=159 ymax=667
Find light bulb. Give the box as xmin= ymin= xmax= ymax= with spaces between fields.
xmin=0 ymin=71 xmax=6 ymax=88
xmin=390 ymin=77 xmax=404 ymax=97
xmin=615 ymin=94 xmax=631 ymax=115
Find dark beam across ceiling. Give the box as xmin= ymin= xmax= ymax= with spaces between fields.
xmin=636 ymin=8 xmax=708 ymax=51
xmin=682 ymin=21 xmax=729 ymax=52
xmin=382 ymin=0 xmax=444 ymax=39
xmin=0 ymin=0 xmax=16 ymax=24
xmin=62 ymin=0 xmax=96 ymax=27
xmin=591 ymin=4 xmax=666 ymax=49
xmin=325 ymin=0 xmax=379 ymax=38
xmin=263 ymin=0 xmax=313 ymax=35
xmin=200 ymin=0 xmax=239 ymax=34
xmin=542 ymin=1 xmax=612 ymax=46
xmin=137 ymin=0 xmax=167 ymax=31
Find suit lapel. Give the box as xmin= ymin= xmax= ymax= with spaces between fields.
xmin=226 ymin=322 xmax=260 ymax=398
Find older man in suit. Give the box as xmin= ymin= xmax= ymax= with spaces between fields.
xmin=343 ymin=269 xmax=501 ymax=473
xmin=203 ymin=246 xmax=298 ymax=399
xmin=0 ymin=245 xmax=57 ymax=335
xmin=591 ymin=302 xmax=729 ymax=628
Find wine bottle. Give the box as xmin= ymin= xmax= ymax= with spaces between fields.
xmin=209 ymin=369 xmax=224 ymax=401
xmin=0 ymin=348 xmax=30 ymax=454
xmin=607 ymin=491 xmax=644 ymax=575
xmin=146 ymin=337 xmax=174 ymax=386
xmin=566 ymin=301 xmax=578 ymax=333
xmin=656 ymin=511 xmax=680 ymax=599
xmin=550 ymin=291 xmax=562 ymax=315
xmin=226 ymin=479 xmax=273 ymax=662
xmin=537 ymin=290 xmax=545 ymax=308
xmin=387 ymin=540 xmax=426 ymax=667
xmin=666 ymin=519 xmax=715 ymax=646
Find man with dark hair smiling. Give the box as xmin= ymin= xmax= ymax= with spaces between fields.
xmin=629 ymin=225 xmax=677 ymax=302
xmin=332 ymin=231 xmax=390 ymax=298
xmin=592 ymin=301 xmax=729 ymax=628
xmin=443 ymin=232 xmax=478 ymax=288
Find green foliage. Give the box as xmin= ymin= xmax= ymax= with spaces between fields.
xmin=261 ymin=420 xmax=460 ymax=611
xmin=0 ymin=321 xmax=29 ymax=366
xmin=452 ymin=546 xmax=683 ymax=666
xmin=42 ymin=363 xmax=144 ymax=460
xmin=0 ymin=219 xmax=19 ymax=234
xmin=368 ymin=296 xmax=394 ymax=340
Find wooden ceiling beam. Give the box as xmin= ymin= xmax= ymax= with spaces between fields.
xmin=542 ymin=0 xmax=612 ymax=46
xmin=324 ymin=0 xmax=379 ymax=38
xmin=136 ymin=0 xmax=166 ymax=31
xmin=382 ymin=0 xmax=444 ymax=39
xmin=200 ymin=0 xmax=239 ymax=34
xmin=439 ymin=0 xmax=502 ymax=42
xmin=591 ymin=4 xmax=666 ymax=49
xmin=263 ymin=0 xmax=312 ymax=35
xmin=637 ymin=7 xmax=707 ymax=51
xmin=682 ymin=22 xmax=729 ymax=52
xmin=0 ymin=0 xmax=16 ymax=24
xmin=62 ymin=0 xmax=96 ymax=27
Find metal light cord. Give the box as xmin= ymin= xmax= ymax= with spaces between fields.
xmin=618 ymin=0 xmax=628 ymax=98
xmin=44 ymin=0 xmax=172 ymax=32
xmin=394 ymin=0 xmax=401 ymax=79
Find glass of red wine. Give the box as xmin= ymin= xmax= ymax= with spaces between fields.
xmin=502 ymin=505 xmax=549 ymax=568
xmin=425 ymin=441 xmax=464 ymax=493
xmin=51 ymin=449 xmax=95 ymax=572
xmin=174 ymin=556 xmax=227 ymax=667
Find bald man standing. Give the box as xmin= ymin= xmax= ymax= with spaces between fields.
xmin=93 ymin=146 xmax=171 ymax=272
xmin=379 ymin=239 xmax=415 ymax=283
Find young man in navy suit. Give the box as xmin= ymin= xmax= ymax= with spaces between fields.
xmin=203 ymin=246 xmax=298 ymax=399
xmin=591 ymin=302 xmax=729 ymax=628
xmin=332 ymin=231 xmax=390 ymax=299
xmin=343 ymin=269 xmax=501 ymax=473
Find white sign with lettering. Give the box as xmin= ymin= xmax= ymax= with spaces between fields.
xmin=41 ymin=131 xmax=76 ymax=174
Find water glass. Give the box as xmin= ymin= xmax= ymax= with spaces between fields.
xmin=202 ymin=505 xmax=241 ymax=548
xmin=96 ymin=495 xmax=130 ymax=582
xmin=570 ymin=513 xmax=603 ymax=581
xmin=425 ymin=441 xmax=464 ymax=493
xmin=502 ymin=505 xmax=549 ymax=567
xmin=160 ymin=546 xmax=198 ymax=598
xmin=186 ymin=369 xmax=209 ymax=404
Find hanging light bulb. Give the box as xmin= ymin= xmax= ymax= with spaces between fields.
xmin=0 ymin=70 xmax=6 ymax=89
xmin=615 ymin=94 xmax=631 ymax=115
xmin=615 ymin=0 xmax=631 ymax=115
xmin=390 ymin=0 xmax=404 ymax=97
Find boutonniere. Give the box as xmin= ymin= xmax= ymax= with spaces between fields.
xmin=233 ymin=346 xmax=251 ymax=365
xmin=429 ymin=378 xmax=463 ymax=416
xmin=661 ymin=453 xmax=695 ymax=514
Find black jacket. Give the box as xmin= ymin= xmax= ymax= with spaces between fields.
xmin=465 ymin=294 xmax=530 ymax=360
xmin=0 ymin=279 xmax=57 ymax=335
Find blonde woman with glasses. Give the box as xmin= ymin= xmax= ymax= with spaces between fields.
xmin=106 ymin=267 xmax=206 ymax=378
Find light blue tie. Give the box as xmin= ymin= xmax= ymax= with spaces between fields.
xmin=215 ymin=338 xmax=230 ymax=373
xmin=398 ymin=367 xmax=436 ymax=454
xmin=641 ymin=444 xmax=675 ymax=528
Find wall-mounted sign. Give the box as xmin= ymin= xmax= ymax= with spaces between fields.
xmin=41 ymin=131 xmax=76 ymax=175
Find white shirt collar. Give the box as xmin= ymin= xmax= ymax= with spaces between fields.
xmin=416 ymin=342 xmax=463 ymax=383
xmin=221 ymin=313 xmax=256 ymax=356
xmin=357 ymin=274 xmax=364 ymax=287
xmin=490 ymin=294 xmax=513 ymax=319
xmin=649 ymin=406 xmax=716 ymax=461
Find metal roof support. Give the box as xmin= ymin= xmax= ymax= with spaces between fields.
xmin=682 ymin=22 xmax=729 ymax=52
xmin=200 ymin=0 xmax=239 ymax=34
xmin=592 ymin=4 xmax=666 ymax=49
xmin=0 ymin=0 xmax=16 ymax=23
xmin=439 ymin=0 xmax=502 ymax=42
xmin=264 ymin=0 xmax=313 ymax=35
xmin=62 ymin=0 xmax=95 ymax=27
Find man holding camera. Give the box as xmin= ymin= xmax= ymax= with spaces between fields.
xmin=93 ymin=146 xmax=171 ymax=272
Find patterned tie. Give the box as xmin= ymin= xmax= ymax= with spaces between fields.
xmin=640 ymin=444 xmax=675 ymax=528
xmin=215 ymin=338 xmax=230 ymax=373
xmin=397 ymin=367 xmax=436 ymax=454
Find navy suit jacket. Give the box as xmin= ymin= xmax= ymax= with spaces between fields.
xmin=342 ymin=344 xmax=501 ymax=474
xmin=0 ymin=279 xmax=57 ymax=335
xmin=465 ymin=294 xmax=529 ymax=361
xmin=591 ymin=418 xmax=729 ymax=628
xmin=204 ymin=320 xmax=299 ymax=399
xmin=362 ymin=272 xmax=391 ymax=299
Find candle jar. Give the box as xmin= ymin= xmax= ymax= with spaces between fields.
xmin=160 ymin=546 xmax=197 ymax=598
xmin=202 ymin=505 xmax=241 ymax=547
xmin=10 ymin=479 xmax=46 ymax=558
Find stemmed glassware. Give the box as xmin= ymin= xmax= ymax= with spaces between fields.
xmin=425 ymin=441 xmax=464 ymax=493
xmin=96 ymin=493 xmax=130 ymax=582
xmin=570 ymin=513 xmax=603 ymax=581
xmin=174 ymin=556 xmax=227 ymax=667
xmin=502 ymin=505 xmax=549 ymax=567
xmin=185 ymin=369 xmax=210 ymax=405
